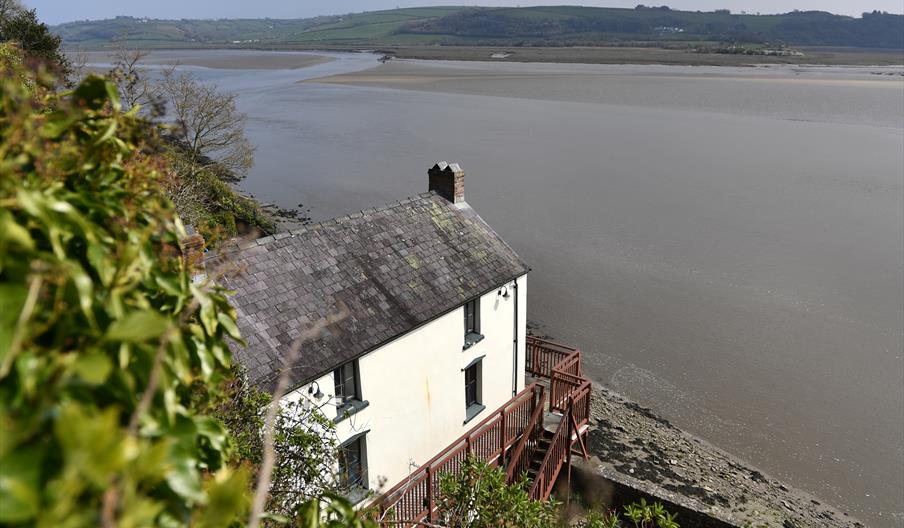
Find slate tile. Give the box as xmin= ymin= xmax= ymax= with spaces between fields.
xmin=213 ymin=193 xmax=528 ymax=392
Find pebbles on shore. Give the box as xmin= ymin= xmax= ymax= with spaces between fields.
xmin=585 ymin=384 xmax=864 ymax=528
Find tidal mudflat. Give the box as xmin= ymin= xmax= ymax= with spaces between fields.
xmin=138 ymin=51 xmax=903 ymax=526
xmin=82 ymin=49 xmax=334 ymax=70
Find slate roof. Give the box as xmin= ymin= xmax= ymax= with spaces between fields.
xmin=211 ymin=192 xmax=529 ymax=391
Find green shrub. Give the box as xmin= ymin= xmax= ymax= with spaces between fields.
xmin=586 ymin=498 xmax=679 ymax=528
xmin=436 ymin=456 xmax=561 ymax=528
xmin=0 ymin=57 xmax=247 ymax=525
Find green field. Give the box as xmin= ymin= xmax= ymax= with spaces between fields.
xmin=54 ymin=6 xmax=903 ymax=50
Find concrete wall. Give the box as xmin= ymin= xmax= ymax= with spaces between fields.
xmin=285 ymin=274 xmax=528 ymax=492
xmin=565 ymin=459 xmax=738 ymax=528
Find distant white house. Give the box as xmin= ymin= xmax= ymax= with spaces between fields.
xmin=219 ymin=163 xmax=530 ymax=498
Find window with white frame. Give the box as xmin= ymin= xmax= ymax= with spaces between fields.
xmin=463 ymin=357 xmax=484 ymax=423
xmin=463 ymin=297 xmax=483 ymax=349
xmin=333 ymin=360 xmax=368 ymax=421
xmin=338 ymin=433 xmax=368 ymax=498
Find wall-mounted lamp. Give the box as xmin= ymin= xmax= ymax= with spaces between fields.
xmin=307 ymin=381 xmax=323 ymax=399
xmin=498 ymin=285 xmax=510 ymax=299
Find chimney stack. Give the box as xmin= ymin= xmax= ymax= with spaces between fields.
xmin=428 ymin=162 xmax=465 ymax=204
xmin=179 ymin=229 xmax=207 ymax=284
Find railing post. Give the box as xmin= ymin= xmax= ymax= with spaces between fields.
xmin=426 ymin=466 xmax=435 ymax=521
xmin=500 ymin=408 xmax=507 ymax=464
xmin=566 ymin=404 xmax=573 ymax=509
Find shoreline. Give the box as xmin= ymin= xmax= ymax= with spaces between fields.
xmin=584 ymin=383 xmax=868 ymax=528
xmin=77 ymin=49 xmax=336 ymax=70
xmin=67 ymin=46 xmax=904 ymax=68
xmin=525 ymin=325 xmax=872 ymax=527
xmin=373 ymin=45 xmax=904 ymax=68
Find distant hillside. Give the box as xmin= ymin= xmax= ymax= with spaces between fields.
xmin=55 ymin=6 xmax=904 ymax=50
xmin=52 ymin=8 xmax=466 ymax=48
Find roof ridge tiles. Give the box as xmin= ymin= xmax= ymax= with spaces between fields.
xmin=238 ymin=194 xmax=446 ymax=248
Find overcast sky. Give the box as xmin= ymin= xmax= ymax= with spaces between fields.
xmin=25 ymin=0 xmax=904 ymax=26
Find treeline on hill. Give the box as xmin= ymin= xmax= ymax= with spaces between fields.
xmin=55 ymin=16 xmax=334 ymax=48
xmin=396 ymin=7 xmax=904 ymax=48
xmin=51 ymin=6 xmax=904 ymax=50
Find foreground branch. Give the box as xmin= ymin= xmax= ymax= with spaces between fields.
xmin=248 ymin=301 xmax=350 ymax=528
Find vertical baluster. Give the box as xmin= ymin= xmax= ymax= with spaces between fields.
xmin=426 ymin=466 xmax=435 ymax=522
xmin=500 ymin=408 xmax=507 ymax=464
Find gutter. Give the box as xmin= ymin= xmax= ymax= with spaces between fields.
xmin=512 ymin=278 xmax=519 ymax=397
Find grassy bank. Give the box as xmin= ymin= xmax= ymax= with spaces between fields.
xmin=370 ymin=45 xmax=904 ymax=66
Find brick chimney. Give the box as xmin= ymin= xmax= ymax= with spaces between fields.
xmin=179 ymin=231 xmax=207 ymax=284
xmin=428 ymin=162 xmax=465 ymax=204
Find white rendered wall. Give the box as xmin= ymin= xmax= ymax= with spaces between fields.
xmin=284 ymin=274 xmax=528 ymax=493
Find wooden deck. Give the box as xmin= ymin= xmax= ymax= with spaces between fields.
xmin=374 ymin=336 xmax=591 ymax=525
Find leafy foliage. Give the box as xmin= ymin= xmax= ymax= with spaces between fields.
xmin=621 ymin=499 xmax=678 ymax=528
xmin=293 ymin=493 xmax=378 ymax=528
xmin=207 ymin=365 xmax=272 ymax=467
xmin=269 ymin=400 xmax=340 ymax=514
xmin=436 ymin=457 xmax=561 ymax=528
xmin=161 ymin=152 xmax=275 ymax=247
xmin=207 ymin=365 xmax=341 ymax=518
xmin=585 ymin=509 xmax=621 ymax=528
xmin=585 ymin=499 xmax=679 ymax=528
xmin=0 ymin=39 xmax=36 ymax=95
xmin=0 ymin=52 xmax=248 ymax=526
xmin=0 ymin=3 xmax=72 ymax=81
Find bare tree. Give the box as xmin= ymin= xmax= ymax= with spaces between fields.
xmin=159 ymin=68 xmax=254 ymax=182
xmin=107 ymin=42 xmax=162 ymax=114
xmin=67 ymin=46 xmax=89 ymax=83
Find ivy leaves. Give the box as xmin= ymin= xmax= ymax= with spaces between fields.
xmin=0 ymin=51 xmax=248 ymax=526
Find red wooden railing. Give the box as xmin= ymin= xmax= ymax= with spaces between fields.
xmin=525 ymin=336 xmax=592 ymax=500
xmin=376 ymin=383 xmax=545 ymax=525
xmin=529 ymin=403 xmax=573 ymax=500
xmin=550 ymin=371 xmax=581 ymax=412
xmin=526 ymin=337 xmax=577 ymax=379
xmin=376 ymin=337 xmax=591 ymax=526
xmin=569 ymin=380 xmax=592 ymax=431
xmin=505 ymin=385 xmax=547 ymax=482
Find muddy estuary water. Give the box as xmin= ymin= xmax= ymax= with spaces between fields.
xmin=95 ymin=50 xmax=903 ymax=526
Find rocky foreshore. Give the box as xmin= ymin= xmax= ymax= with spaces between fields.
xmin=583 ymin=384 xmax=864 ymax=528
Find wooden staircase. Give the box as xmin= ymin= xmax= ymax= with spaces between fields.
xmin=522 ymin=336 xmax=592 ymax=500
xmin=526 ymin=429 xmax=555 ymax=483
xmin=375 ymin=336 xmax=590 ymax=526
